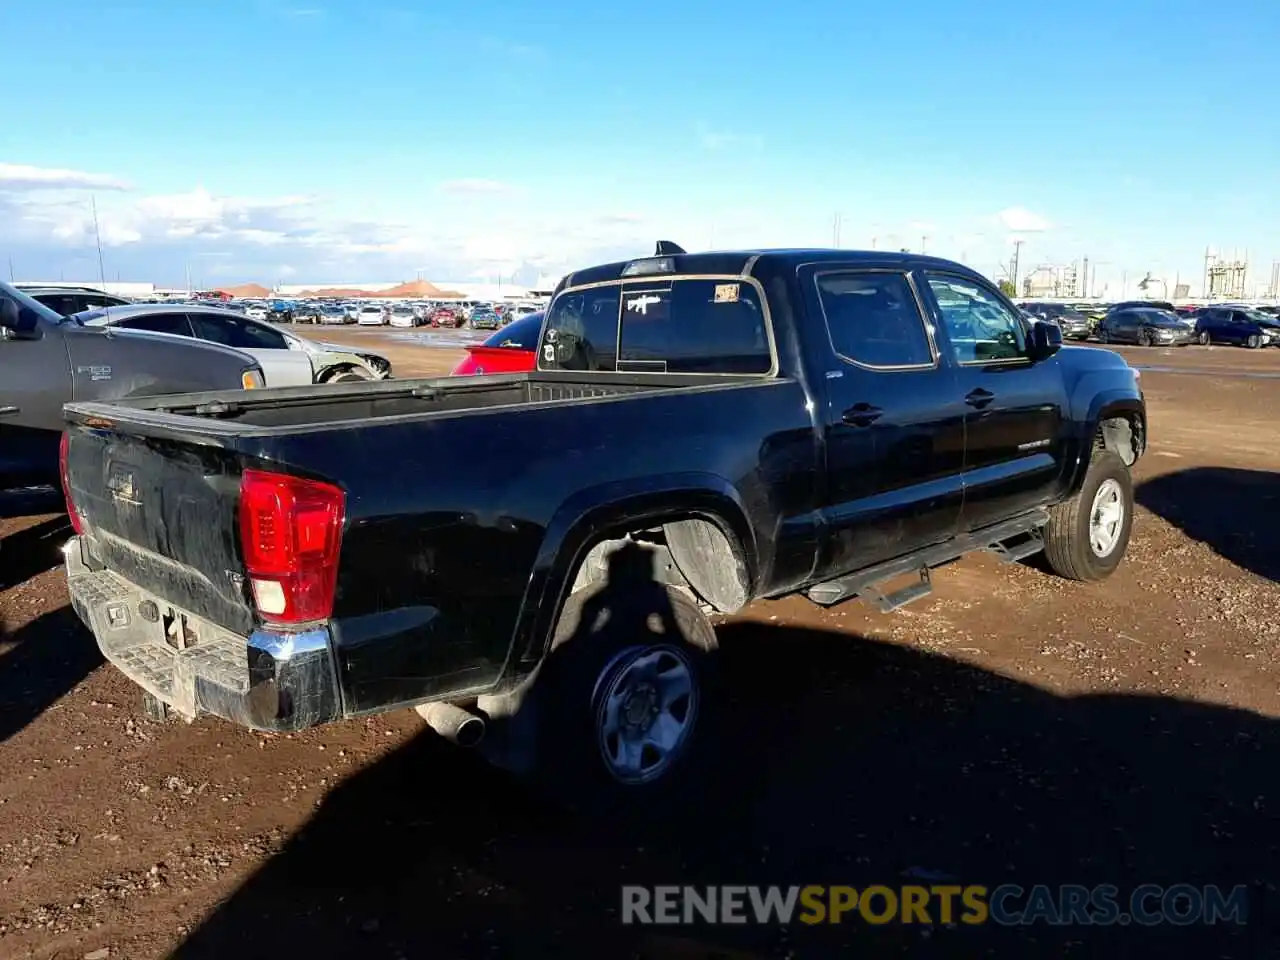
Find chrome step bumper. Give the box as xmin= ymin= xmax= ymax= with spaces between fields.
xmin=65 ymin=537 xmax=341 ymax=732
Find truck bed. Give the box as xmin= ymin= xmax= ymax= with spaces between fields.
xmin=62 ymin=368 xmax=801 ymax=713
xmin=64 ymin=372 xmax=719 ymax=439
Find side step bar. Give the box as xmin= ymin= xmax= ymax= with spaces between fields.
xmin=806 ymin=509 xmax=1050 ymax=611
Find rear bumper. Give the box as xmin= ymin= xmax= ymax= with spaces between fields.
xmin=65 ymin=537 xmax=341 ymax=732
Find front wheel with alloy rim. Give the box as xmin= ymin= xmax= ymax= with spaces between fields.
xmin=1138 ymin=328 xmax=1153 ymax=346
xmin=1247 ymin=334 xmax=1262 ymax=349
xmin=1042 ymin=449 xmax=1134 ymax=581
xmin=1199 ymin=330 xmax=1211 ymax=345
xmin=528 ymin=580 xmax=720 ymax=812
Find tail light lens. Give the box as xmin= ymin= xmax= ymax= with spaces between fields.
xmin=239 ymin=470 xmax=345 ymax=624
xmin=59 ymin=431 xmax=85 ymax=535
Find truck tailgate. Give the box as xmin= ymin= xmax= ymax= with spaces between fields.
xmin=65 ymin=427 xmax=255 ymax=636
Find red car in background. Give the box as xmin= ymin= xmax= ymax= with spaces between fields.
xmin=430 ymin=307 xmax=462 ymax=328
xmin=450 ymin=311 xmax=543 ymax=376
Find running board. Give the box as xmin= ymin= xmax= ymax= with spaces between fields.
xmin=806 ymin=509 xmax=1050 ymax=609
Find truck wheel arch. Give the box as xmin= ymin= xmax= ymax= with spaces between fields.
xmin=320 ymin=362 xmax=375 ymax=383
xmin=516 ymin=478 xmax=756 ymax=667
xmin=1073 ymin=395 xmax=1145 ymax=493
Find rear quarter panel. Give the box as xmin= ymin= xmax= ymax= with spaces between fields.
xmin=248 ymin=378 xmax=821 ymax=714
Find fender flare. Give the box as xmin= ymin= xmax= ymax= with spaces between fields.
xmin=1069 ymin=392 xmax=1145 ymax=491
xmin=504 ymin=472 xmax=756 ymax=673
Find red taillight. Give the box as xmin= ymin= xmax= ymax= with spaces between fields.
xmin=238 ymin=469 xmax=345 ymax=624
xmin=59 ymin=432 xmax=85 ymax=535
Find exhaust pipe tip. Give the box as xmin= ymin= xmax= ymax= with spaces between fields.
xmin=416 ymin=701 xmax=485 ymax=748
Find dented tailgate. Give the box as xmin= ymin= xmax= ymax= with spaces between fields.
xmin=64 ymin=427 xmax=255 ymax=636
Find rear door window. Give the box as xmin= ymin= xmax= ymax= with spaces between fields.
xmin=816 ymin=271 xmax=934 ymax=368
xmin=118 ymin=313 xmax=194 ymax=336
xmin=190 ymin=313 xmax=287 ymax=349
xmin=483 ymin=312 xmax=542 ymax=349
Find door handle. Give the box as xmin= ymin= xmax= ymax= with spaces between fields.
xmin=842 ymin=402 xmax=883 ymax=427
xmin=965 ymin=388 xmax=995 ymax=409
xmin=0 ymin=405 xmax=19 ymax=417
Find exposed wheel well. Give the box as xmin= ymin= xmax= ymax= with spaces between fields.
xmin=320 ymin=363 xmax=373 ymax=383
xmin=1095 ymin=414 xmax=1144 ymax=466
xmin=567 ymin=516 xmax=751 ymax=615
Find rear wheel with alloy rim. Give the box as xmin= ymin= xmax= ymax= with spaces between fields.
xmin=526 ymin=578 xmax=720 ymax=812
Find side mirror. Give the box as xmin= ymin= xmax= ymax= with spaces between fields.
xmin=1028 ymin=320 xmax=1063 ymax=360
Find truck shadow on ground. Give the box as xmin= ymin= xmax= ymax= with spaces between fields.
xmin=0 ymin=605 xmax=101 ymax=743
xmin=175 ymin=578 xmax=1279 ymax=957
xmin=1136 ymin=467 xmax=1280 ymax=582
xmin=0 ymin=513 xmax=71 ymax=591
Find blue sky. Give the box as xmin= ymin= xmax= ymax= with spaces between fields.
xmin=1 ymin=0 xmax=1277 ymax=294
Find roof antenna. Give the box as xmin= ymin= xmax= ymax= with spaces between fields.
xmin=654 ymin=240 xmax=686 ymax=256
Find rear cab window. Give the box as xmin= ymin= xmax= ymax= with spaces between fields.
xmin=539 ymin=277 xmax=774 ymax=375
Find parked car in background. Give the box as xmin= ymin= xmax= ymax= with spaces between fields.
xmin=1097 ymin=307 xmax=1194 ymax=346
xmin=357 ymin=304 xmax=387 ymax=326
xmin=268 ymin=300 xmax=295 ymax=323
xmin=430 ymin=306 xmax=461 ymax=327
xmin=1 ymin=282 xmax=264 ymax=492
xmin=17 ymin=284 xmax=132 ymax=316
xmin=244 ymin=302 xmax=270 ymax=322
xmin=1106 ymin=299 xmax=1177 ymax=315
xmin=318 ymin=304 xmax=349 ymax=325
xmin=450 ymin=311 xmax=543 ymax=375
xmin=1018 ymin=301 xmax=1093 ymax=340
xmin=293 ymin=302 xmax=323 ymax=324
xmin=388 ymin=304 xmax=419 ymax=327
xmin=77 ymin=304 xmax=392 ymax=384
xmin=1192 ymin=307 xmax=1280 ymax=347
xmin=469 ymin=307 xmax=501 ymax=330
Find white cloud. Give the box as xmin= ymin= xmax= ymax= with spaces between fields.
xmin=1 ymin=173 xmax=680 ymax=287
xmin=0 ymin=162 xmax=130 ymax=191
xmin=997 ymin=206 xmax=1052 ymax=232
xmin=696 ymin=124 xmax=764 ymax=151
xmin=437 ymin=178 xmax=515 ymax=196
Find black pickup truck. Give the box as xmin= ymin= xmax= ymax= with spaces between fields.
xmin=61 ymin=247 xmax=1145 ymax=797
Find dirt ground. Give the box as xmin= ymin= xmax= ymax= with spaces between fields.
xmin=1 ymin=335 xmax=1277 ymax=958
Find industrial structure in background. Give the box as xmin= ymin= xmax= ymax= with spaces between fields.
xmin=1021 ymin=262 xmax=1081 ymax=298
xmin=1204 ymin=248 xmax=1249 ymax=299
